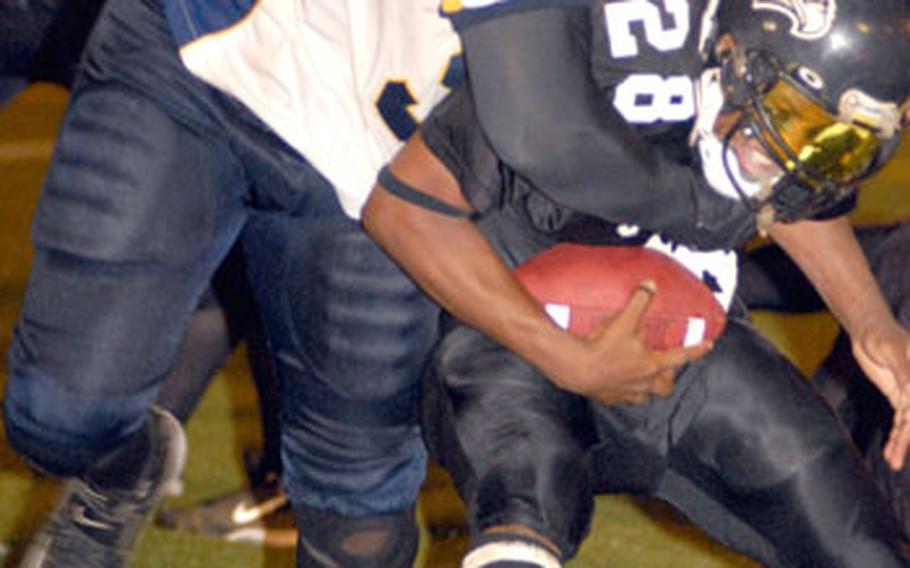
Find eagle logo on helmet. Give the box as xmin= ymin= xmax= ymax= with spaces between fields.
xmin=752 ymin=0 xmax=837 ymax=40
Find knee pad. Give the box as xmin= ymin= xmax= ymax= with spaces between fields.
xmin=280 ymin=410 xmax=427 ymax=516
xmin=248 ymin=214 xmax=437 ymax=411
xmin=294 ymin=504 xmax=418 ymax=568
xmin=462 ymin=533 xmax=564 ymax=568
xmin=4 ymin=366 xmax=153 ymax=477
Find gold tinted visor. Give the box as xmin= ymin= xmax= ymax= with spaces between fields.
xmin=753 ymin=79 xmax=880 ymax=188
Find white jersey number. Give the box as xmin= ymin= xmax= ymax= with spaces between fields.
xmin=644 ymin=234 xmax=737 ymax=312
xmin=613 ymin=74 xmax=694 ymax=124
xmin=604 ymin=0 xmax=690 ymax=57
xmin=605 ymin=0 xmax=696 ymax=124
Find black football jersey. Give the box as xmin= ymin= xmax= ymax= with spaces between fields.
xmin=435 ymin=0 xmax=853 ymax=246
xmin=428 ymin=0 xmax=759 ymax=252
xmin=445 ymin=0 xmax=712 ymax=143
xmin=589 ymin=0 xmax=711 ymax=146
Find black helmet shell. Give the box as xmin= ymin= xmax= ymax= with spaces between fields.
xmin=716 ymin=0 xmax=910 ymax=112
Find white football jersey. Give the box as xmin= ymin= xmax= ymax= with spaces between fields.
xmin=176 ymin=0 xmax=461 ymax=218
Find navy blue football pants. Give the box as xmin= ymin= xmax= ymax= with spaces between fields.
xmin=4 ymin=0 xmax=437 ymax=516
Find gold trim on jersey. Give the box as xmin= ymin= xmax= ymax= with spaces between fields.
xmin=441 ymin=0 xmax=503 ymax=14
xmin=441 ymin=0 xmax=462 ymax=14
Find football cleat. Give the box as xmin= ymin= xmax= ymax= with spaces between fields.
xmin=18 ymin=406 xmax=187 ymax=567
xmin=155 ymin=477 xmax=296 ymax=547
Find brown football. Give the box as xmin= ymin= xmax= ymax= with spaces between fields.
xmin=513 ymin=243 xmax=727 ymax=350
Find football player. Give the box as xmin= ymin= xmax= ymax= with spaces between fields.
xmin=3 ymin=1 xmax=461 ymax=567
xmin=1 ymin=0 xmax=291 ymax=547
xmin=363 ymin=0 xmax=910 ymax=566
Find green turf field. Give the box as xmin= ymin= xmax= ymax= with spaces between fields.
xmin=1 ymin=84 xmax=908 ymax=567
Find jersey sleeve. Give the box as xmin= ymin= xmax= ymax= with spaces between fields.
xmin=420 ymin=87 xmax=503 ymax=215
xmin=456 ymin=4 xmax=756 ymax=250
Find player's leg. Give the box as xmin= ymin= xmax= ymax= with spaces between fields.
xmin=242 ymin=205 xmax=440 ymax=567
xmin=153 ymin=285 xmax=232 ymax=423
xmin=242 ymin=302 xmax=283 ymax=486
xmin=652 ymin=317 xmax=910 ymax=567
xmin=153 ymin=241 xmax=290 ymax=544
xmin=4 ymin=0 xmax=248 ymax=564
xmin=206 ymin=237 xmax=283 ymax=485
xmin=154 ymin=241 xmax=277 ymax=428
xmin=424 ymin=322 xmax=599 ymax=566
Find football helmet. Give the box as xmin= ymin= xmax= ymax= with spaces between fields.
xmin=709 ymin=0 xmax=910 ymax=221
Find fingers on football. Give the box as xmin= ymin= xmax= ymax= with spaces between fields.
xmin=616 ymin=280 xmax=657 ymax=333
xmin=655 ymin=341 xmax=713 ymax=369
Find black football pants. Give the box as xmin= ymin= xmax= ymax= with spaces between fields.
xmin=424 ymin=311 xmax=910 ymax=566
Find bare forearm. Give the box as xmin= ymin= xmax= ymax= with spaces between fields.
xmin=770 ymin=217 xmax=910 ymax=470
xmin=768 ymin=216 xmax=893 ymax=336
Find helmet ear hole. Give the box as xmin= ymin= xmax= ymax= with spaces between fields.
xmin=797 ymin=68 xmax=824 ymax=92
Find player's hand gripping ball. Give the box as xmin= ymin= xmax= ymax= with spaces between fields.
xmin=513 ymin=243 xmax=727 ymax=350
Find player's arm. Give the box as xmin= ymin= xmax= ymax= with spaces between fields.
xmin=458 ymin=7 xmax=751 ymax=249
xmin=362 ymin=133 xmax=712 ymax=406
xmin=768 ymin=216 xmax=910 ymax=469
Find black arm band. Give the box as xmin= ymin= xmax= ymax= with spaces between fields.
xmin=377 ymin=165 xmax=476 ymax=219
